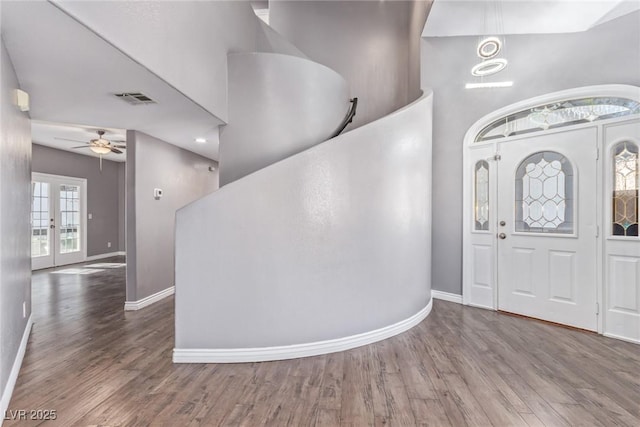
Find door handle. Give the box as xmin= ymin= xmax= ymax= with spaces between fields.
xmin=498 ymin=233 xmax=506 ymax=239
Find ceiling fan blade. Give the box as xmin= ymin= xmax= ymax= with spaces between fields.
xmin=113 ymin=144 xmax=127 ymax=149
xmin=55 ymin=137 xmax=89 ymax=144
xmin=111 ymin=140 xmax=126 ymax=143
xmin=71 ymin=145 xmax=93 ymax=149
xmin=110 ymin=147 xmax=123 ymax=154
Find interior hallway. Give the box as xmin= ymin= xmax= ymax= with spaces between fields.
xmin=6 ymin=259 xmax=640 ymax=426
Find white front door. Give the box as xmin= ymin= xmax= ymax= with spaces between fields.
xmin=31 ymin=173 xmax=87 ymax=270
xmin=497 ymin=127 xmax=598 ymax=330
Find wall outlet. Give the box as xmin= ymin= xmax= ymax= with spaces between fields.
xmin=22 ymin=302 xmax=26 ymax=318
xmin=107 ymin=242 xmax=112 ymax=248
xmin=88 ymin=213 xmax=93 ymax=219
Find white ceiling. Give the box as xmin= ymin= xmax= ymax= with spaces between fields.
xmin=1 ymin=1 xmax=222 ymax=161
xmin=423 ymin=0 xmax=640 ymax=37
xmin=32 ymin=121 xmax=127 ymax=163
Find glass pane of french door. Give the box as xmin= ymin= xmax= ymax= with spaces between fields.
xmin=31 ymin=181 xmax=51 ymax=258
xmin=59 ymin=184 xmax=81 ymax=254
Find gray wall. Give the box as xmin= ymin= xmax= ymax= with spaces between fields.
xmin=31 ymin=144 xmax=124 ymax=257
xmin=0 ymin=38 xmax=32 ymax=403
xmin=270 ymin=0 xmax=429 ymax=129
xmin=126 ymin=131 xmax=218 ymax=302
xmin=175 ymin=92 xmax=432 ymax=352
xmin=422 ymin=11 xmax=640 ymax=295
xmin=219 ymin=53 xmax=349 ymax=186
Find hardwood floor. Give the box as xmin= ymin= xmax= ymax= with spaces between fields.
xmin=5 ymin=257 xmax=640 ymax=426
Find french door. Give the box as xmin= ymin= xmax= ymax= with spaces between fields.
xmin=31 ymin=173 xmax=87 ymax=270
xmin=496 ymin=128 xmax=598 ymax=330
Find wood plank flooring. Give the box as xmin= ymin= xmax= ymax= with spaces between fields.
xmin=5 ymin=256 xmax=640 ymax=426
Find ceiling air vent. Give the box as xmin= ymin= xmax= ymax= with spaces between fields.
xmin=114 ymin=92 xmax=157 ymax=105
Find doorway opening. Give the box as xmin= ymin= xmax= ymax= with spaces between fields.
xmin=31 ymin=172 xmax=87 ymax=270
xmin=463 ymin=84 xmax=640 ymax=343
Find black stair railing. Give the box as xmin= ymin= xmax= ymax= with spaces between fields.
xmin=329 ymin=97 xmax=358 ymax=139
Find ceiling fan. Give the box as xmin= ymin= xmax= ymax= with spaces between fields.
xmin=55 ymin=130 xmax=126 ymax=170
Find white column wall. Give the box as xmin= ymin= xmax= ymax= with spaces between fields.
xmin=219 ymin=53 xmax=350 ymax=185
xmin=174 ymin=91 xmax=433 ymax=362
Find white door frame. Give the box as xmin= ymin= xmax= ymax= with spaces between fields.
xmin=31 ymin=172 xmax=87 ymax=269
xmin=463 ymin=84 xmax=640 ymax=340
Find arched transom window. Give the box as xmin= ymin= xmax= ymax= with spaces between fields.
xmin=475 ymin=97 xmax=640 ymax=143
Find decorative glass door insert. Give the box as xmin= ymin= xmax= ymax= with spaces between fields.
xmin=515 ymin=151 xmax=573 ymax=234
xmin=612 ymin=141 xmax=638 ymax=236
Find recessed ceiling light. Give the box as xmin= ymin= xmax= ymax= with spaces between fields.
xmin=195 ymin=138 xmax=207 ymax=143
xmin=465 ymin=81 xmax=513 ymax=89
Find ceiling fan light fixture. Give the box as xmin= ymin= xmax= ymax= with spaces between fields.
xmin=90 ymin=145 xmax=111 ymax=155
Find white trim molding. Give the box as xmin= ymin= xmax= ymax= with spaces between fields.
xmin=86 ymin=251 xmax=125 ymax=262
xmin=1 ymin=316 xmax=33 ymax=423
xmin=603 ymin=332 xmax=640 ymax=345
xmin=173 ymin=299 xmax=433 ymax=363
xmin=124 ymin=286 xmax=174 ymax=311
xmin=431 ymin=290 xmax=463 ymax=304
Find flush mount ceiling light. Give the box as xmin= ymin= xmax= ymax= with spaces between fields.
xmin=195 ymin=138 xmax=207 ymax=143
xmin=471 ymin=58 xmax=508 ymax=77
xmin=477 ymin=37 xmax=502 ymax=59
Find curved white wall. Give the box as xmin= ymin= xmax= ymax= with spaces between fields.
xmin=219 ymin=53 xmax=350 ymax=185
xmin=174 ymin=91 xmax=433 ymax=363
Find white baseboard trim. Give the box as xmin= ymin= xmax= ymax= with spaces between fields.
xmin=603 ymin=332 xmax=640 ymax=345
xmin=85 ymin=251 xmax=125 ymax=262
xmin=124 ymin=286 xmax=174 ymax=311
xmin=173 ymin=299 xmax=432 ymax=363
xmin=0 ymin=315 xmax=33 ymax=425
xmin=431 ymin=290 xmax=463 ymax=304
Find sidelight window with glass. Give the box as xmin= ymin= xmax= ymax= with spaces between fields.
xmin=612 ymin=141 xmax=639 ymax=237
xmin=474 ymin=161 xmax=490 ymax=231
